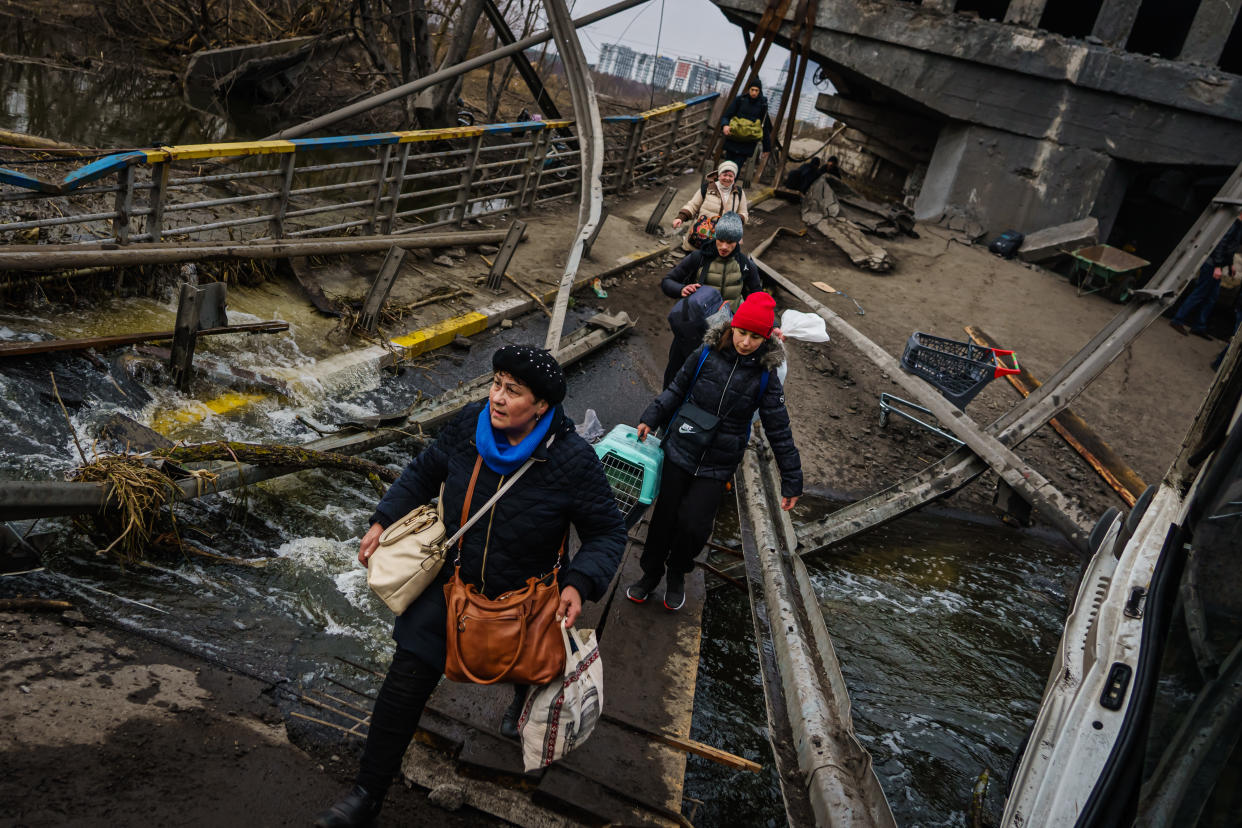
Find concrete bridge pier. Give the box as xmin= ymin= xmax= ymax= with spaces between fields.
xmin=915 ymin=121 xmax=1129 ymax=239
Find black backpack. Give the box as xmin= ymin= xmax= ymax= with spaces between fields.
xmin=988 ymin=230 xmax=1024 ymax=259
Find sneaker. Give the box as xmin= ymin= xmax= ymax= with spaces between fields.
xmin=626 ymin=572 xmax=662 ymax=604
xmin=314 ymin=784 xmax=382 ymax=828
xmin=663 ymin=573 xmax=686 ymax=611
xmin=1170 ymin=321 xmax=1189 ymax=335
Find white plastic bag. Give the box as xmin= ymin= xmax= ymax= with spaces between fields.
xmin=780 ymin=309 xmax=830 ymax=343
xmin=518 ymin=620 xmax=604 ymax=772
xmin=575 ymin=408 xmax=605 ymax=443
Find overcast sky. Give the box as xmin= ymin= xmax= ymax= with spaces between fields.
xmin=542 ymin=0 xmax=805 ymax=89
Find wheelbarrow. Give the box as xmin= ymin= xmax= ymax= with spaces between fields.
xmin=1068 ymin=244 xmax=1149 ymax=304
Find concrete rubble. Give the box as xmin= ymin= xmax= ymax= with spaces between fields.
xmin=1018 ymin=217 xmax=1100 ymax=263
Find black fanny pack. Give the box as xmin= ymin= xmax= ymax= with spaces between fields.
xmin=668 ymin=347 xmax=772 ymax=458
xmin=669 ymin=400 xmax=719 ymax=455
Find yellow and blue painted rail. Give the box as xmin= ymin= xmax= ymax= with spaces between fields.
xmin=0 ymin=93 xmax=717 ymax=246
xmin=601 ymin=92 xmax=718 ymax=123
xmin=3 ymin=120 xmax=574 ymax=195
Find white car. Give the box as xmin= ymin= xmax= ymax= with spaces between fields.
xmin=1003 ymin=357 xmax=1241 ymax=827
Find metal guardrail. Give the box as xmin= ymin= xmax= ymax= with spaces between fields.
xmin=602 ymin=92 xmax=718 ymax=193
xmin=0 ymin=94 xmax=717 ymax=250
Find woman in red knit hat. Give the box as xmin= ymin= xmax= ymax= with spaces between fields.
xmin=630 ymin=291 xmax=802 ymax=611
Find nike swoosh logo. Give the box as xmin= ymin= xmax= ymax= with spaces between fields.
xmin=679 ymin=423 xmax=695 ymax=434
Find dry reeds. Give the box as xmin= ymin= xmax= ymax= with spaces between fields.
xmin=70 ymin=455 xmax=181 ymax=565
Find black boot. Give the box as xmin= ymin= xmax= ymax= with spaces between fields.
xmin=500 ymin=684 xmax=527 ymax=739
xmin=314 ymin=784 xmax=383 ymax=828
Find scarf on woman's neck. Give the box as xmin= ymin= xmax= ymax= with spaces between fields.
xmin=716 ymin=179 xmax=733 ymax=201
xmin=475 ymin=402 xmax=555 ymax=475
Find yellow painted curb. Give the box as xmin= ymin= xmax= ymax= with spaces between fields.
xmin=749 ymin=187 xmax=775 ymax=206
xmin=390 ymin=311 xmax=489 ymax=355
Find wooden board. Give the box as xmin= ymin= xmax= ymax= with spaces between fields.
xmin=411 ymin=527 xmax=704 ymax=825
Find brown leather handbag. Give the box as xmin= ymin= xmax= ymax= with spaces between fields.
xmin=443 ymin=451 xmax=567 ymax=686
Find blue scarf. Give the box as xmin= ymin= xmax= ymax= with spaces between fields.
xmin=475 ymin=402 xmax=554 ymax=475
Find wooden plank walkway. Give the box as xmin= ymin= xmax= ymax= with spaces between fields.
xmin=409 ymin=518 xmax=706 ymax=826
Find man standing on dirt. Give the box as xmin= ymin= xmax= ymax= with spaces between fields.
xmin=1170 ymin=213 xmax=1242 ymax=338
xmin=719 ymin=78 xmax=772 ymax=171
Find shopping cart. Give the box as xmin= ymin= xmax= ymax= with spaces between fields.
xmin=879 ymin=332 xmax=1020 ymax=443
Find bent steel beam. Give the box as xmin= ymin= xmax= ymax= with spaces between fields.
xmin=542 ymin=0 xmax=605 ymax=356
xmin=267 ymin=0 xmax=649 ymax=141
xmin=736 ymin=426 xmax=896 ymax=827
xmin=479 ymin=0 xmax=566 ymax=131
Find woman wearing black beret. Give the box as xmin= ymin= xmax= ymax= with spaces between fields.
xmin=316 ymin=345 xmax=626 ymax=827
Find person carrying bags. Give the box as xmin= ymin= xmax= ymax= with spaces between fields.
xmin=719 ymin=76 xmax=772 ymax=170
xmin=671 ymin=160 xmax=749 ymax=253
xmin=630 ymin=292 xmax=802 ymax=611
xmin=316 ymin=345 xmax=625 ymax=828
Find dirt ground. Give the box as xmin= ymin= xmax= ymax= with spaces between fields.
xmin=0 ymin=609 xmax=504 ymax=828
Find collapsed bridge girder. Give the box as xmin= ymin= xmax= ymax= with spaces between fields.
xmin=713 ymin=0 xmax=1242 ymax=235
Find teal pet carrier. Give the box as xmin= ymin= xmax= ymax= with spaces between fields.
xmin=592 ymin=424 xmax=663 ymax=519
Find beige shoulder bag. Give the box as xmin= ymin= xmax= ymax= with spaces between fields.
xmin=367 ymin=452 xmax=539 ymax=614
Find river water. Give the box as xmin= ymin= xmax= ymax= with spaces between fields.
xmin=0 ymin=33 xmax=1082 ymax=826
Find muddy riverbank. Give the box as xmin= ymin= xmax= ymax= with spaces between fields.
xmin=0 ymin=608 xmax=503 ymax=828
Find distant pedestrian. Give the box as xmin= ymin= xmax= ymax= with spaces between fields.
xmin=782 ymin=156 xmax=824 ymax=194
xmin=629 ymin=292 xmax=801 ymax=611
xmin=672 ymin=160 xmax=749 ymax=253
xmin=720 ymin=77 xmax=772 ymax=171
xmin=659 ymin=211 xmax=761 ymax=387
xmin=1170 ymin=213 xmax=1242 ymax=338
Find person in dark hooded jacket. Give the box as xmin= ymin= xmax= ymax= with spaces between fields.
xmin=660 ymin=211 xmax=761 ymax=388
xmin=782 ymin=156 xmax=823 ymax=194
xmin=720 ymin=76 xmax=772 ymax=169
xmin=630 ymin=293 xmax=802 ymax=611
xmin=316 ymin=345 xmax=625 ymax=828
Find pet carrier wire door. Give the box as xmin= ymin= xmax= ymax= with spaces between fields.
xmin=592 ymin=424 xmax=663 ymax=520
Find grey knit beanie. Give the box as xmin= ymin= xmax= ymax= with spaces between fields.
xmin=713 ymin=211 xmax=744 ymax=243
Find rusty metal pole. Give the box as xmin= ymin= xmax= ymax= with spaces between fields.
xmin=773 ymin=0 xmax=820 ymax=188
xmin=112 ymin=165 xmax=135 ymax=244
xmin=147 ymin=162 xmax=170 ymax=243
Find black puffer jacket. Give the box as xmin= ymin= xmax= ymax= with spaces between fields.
xmin=662 ymin=246 xmax=761 ymax=304
xmin=370 ymin=402 xmax=626 ymax=666
xmin=640 ymin=321 xmax=802 ymax=497
xmin=721 ymin=93 xmax=772 ymax=156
